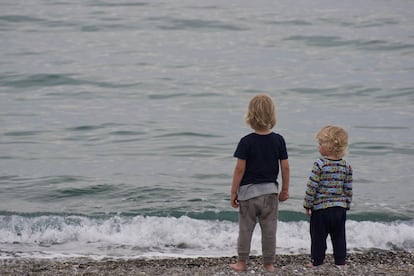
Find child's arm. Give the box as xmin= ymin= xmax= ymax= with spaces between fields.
xmin=345 ymin=165 xmax=353 ymax=209
xmin=230 ymin=158 xmax=246 ymax=208
xmin=279 ymin=159 xmax=290 ymax=202
xmin=303 ymin=161 xmax=321 ymax=211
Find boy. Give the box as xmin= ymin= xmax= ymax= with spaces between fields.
xmin=230 ymin=94 xmax=290 ymax=272
xmin=303 ymin=125 xmax=353 ymax=267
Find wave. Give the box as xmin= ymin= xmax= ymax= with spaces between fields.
xmin=151 ymin=17 xmax=247 ymax=31
xmin=284 ymin=35 xmax=414 ymax=52
xmin=0 ymin=73 xmax=138 ymax=89
xmin=0 ymin=213 xmax=412 ymax=259
xmin=0 ymin=15 xmax=46 ymax=24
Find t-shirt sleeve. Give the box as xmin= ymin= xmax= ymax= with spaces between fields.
xmin=233 ymin=137 xmax=248 ymax=160
xmin=279 ymin=135 xmax=288 ymax=160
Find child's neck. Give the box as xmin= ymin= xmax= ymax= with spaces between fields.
xmin=324 ymin=154 xmax=341 ymax=160
xmin=254 ymin=129 xmax=272 ymax=135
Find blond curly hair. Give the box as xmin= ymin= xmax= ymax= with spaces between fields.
xmin=316 ymin=125 xmax=349 ymax=158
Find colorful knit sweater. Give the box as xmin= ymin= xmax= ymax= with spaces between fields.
xmin=303 ymin=157 xmax=353 ymax=210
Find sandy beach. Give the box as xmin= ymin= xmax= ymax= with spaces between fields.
xmin=0 ymin=250 xmax=412 ymax=275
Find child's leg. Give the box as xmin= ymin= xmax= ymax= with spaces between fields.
xmin=258 ymin=194 xmax=278 ymax=267
xmin=230 ymin=198 xmax=257 ymax=271
xmin=330 ymin=207 xmax=347 ymax=265
xmin=310 ymin=209 xmax=328 ymax=266
xmin=229 ymin=260 xmax=247 ymax=272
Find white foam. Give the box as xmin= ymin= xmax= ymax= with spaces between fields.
xmin=0 ymin=215 xmax=413 ymax=259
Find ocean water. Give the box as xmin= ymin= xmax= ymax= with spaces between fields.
xmin=0 ymin=0 xmax=413 ymax=259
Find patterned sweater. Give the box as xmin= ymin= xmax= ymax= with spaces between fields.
xmin=303 ymin=158 xmax=353 ymax=210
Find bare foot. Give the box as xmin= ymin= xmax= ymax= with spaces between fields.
xmin=305 ymin=263 xmax=314 ymax=268
xmin=229 ymin=261 xmax=246 ymax=272
xmin=263 ymin=263 xmax=275 ymax=272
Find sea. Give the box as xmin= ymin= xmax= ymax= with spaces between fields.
xmin=0 ymin=0 xmax=413 ymax=260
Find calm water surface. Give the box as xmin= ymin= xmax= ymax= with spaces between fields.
xmin=0 ymin=0 xmax=413 ymax=258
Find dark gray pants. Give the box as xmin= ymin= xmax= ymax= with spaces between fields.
xmin=310 ymin=207 xmax=347 ymax=266
xmin=237 ymin=193 xmax=279 ymax=264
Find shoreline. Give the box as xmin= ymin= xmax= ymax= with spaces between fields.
xmin=0 ymin=251 xmax=413 ymax=275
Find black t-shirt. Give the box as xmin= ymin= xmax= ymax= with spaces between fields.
xmin=234 ymin=132 xmax=288 ymax=186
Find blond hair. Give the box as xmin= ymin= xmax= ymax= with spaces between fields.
xmin=245 ymin=94 xmax=276 ymax=131
xmin=316 ymin=125 xmax=349 ymax=158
